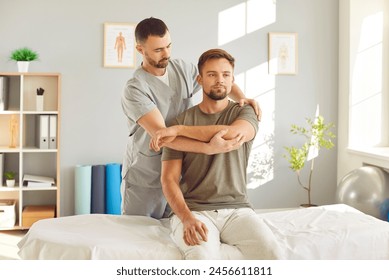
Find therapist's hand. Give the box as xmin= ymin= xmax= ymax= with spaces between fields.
xmin=238 ymin=98 xmax=262 ymax=121
xmin=149 ymin=127 xmax=178 ymax=152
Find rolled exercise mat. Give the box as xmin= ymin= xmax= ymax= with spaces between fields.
xmin=106 ymin=163 xmax=122 ymax=215
xmin=91 ymin=165 xmax=106 ymax=214
xmin=74 ymin=164 xmax=92 ymax=215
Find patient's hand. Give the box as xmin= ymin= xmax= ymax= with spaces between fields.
xmin=206 ymin=129 xmax=245 ymax=155
xmin=183 ymin=216 xmax=208 ymax=246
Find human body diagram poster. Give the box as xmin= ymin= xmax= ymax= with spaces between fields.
xmin=104 ymin=23 xmax=135 ymax=68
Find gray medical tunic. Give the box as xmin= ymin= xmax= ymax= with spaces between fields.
xmin=121 ymin=59 xmax=201 ymax=218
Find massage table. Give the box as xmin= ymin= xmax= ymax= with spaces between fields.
xmin=17 ymin=204 xmax=389 ymax=259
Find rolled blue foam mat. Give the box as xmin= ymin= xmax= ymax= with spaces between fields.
xmin=105 ymin=163 xmax=122 ymax=215
xmin=74 ymin=165 xmax=92 ymax=215
xmin=91 ymin=165 xmax=106 ymax=214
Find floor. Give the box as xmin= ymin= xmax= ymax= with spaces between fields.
xmin=0 ymin=230 xmax=26 ymax=260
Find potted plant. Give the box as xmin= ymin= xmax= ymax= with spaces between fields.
xmin=4 ymin=171 xmax=16 ymax=187
xmin=283 ymin=114 xmax=336 ymax=207
xmin=9 ymin=47 xmax=39 ymax=72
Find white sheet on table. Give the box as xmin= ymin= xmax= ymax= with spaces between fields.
xmin=18 ymin=214 xmax=182 ymax=260
xmin=17 ymin=204 xmax=389 ymax=260
xmin=259 ymin=204 xmax=389 ymax=259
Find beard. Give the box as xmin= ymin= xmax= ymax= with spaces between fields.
xmin=204 ymin=86 xmax=228 ymax=101
xmin=145 ymin=54 xmax=170 ymax=68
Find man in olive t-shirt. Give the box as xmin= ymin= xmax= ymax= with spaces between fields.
xmin=151 ymin=49 xmax=282 ymax=260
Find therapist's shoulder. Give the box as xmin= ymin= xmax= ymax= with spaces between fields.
xmin=122 ymin=77 xmax=152 ymax=102
xmin=124 ymin=67 xmax=150 ymax=90
xmin=124 ymin=76 xmax=146 ymax=92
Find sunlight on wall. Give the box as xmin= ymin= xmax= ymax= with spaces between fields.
xmin=218 ymin=0 xmax=276 ymax=46
xmin=218 ymin=3 xmax=245 ymax=46
xmin=350 ymin=12 xmax=383 ymax=147
xmin=218 ymin=0 xmax=277 ymax=189
xmin=235 ymin=64 xmax=276 ymax=189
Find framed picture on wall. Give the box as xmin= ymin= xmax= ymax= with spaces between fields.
xmin=268 ymin=32 xmax=298 ymax=75
xmin=104 ymin=22 xmax=136 ymax=68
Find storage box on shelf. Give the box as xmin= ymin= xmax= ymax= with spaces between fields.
xmin=0 ymin=72 xmax=60 ymax=230
xmin=0 ymin=199 xmax=16 ymax=228
xmin=22 ymin=205 xmax=55 ymax=228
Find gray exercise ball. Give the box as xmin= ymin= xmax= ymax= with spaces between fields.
xmin=336 ymin=166 xmax=389 ymax=220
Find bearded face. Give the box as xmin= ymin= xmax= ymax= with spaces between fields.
xmin=204 ymin=84 xmax=228 ymax=101
xmin=137 ymin=32 xmax=172 ymax=74
xmin=144 ymin=52 xmax=170 ymax=69
xmin=198 ymin=58 xmax=234 ymax=101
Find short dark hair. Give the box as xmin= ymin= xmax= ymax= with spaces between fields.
xmin=197 ymin=49 xmax=235 ymax=75
xmin=135 ymin=17 xmax=169 ymax=44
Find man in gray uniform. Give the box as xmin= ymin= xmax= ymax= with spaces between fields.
xmin=121 ymin=18 xmax=260 ymax=219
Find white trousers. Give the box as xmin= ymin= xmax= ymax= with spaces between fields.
xmin=170 ymin=208 xmax=282 ymax=260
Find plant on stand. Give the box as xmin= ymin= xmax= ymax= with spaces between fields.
xmin=283 ymin=113 xmax=336 ymax=207
xmin=9 ymin=47 xmax=39 ymax=72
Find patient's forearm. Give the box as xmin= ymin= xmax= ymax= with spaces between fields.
xmin=164 ymin=184 xmax=193 ymax=222
xmin=175 ymin=125 xmax=235 ymax=142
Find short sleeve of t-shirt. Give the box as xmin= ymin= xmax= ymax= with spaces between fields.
xmin=121 ymin=78 xmax=157 ymax=123
xmin=235 ymin=105 xmax=259 ymax=135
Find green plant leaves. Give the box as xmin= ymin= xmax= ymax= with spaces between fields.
xmin=10 ymin=47 xmax=39 ymax=61
xmin=4 ymin=171 xmax=16 ymax=180
xmin=284 ymin=115 xmax=336 ymax=171
xmin=284 ymin=144 xmax=309 ymax=171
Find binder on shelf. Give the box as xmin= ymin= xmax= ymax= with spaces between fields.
xmin=23 ymin=174 xmax=55 ymax=188
xmin=49 ymin=115 xmax=57 ymax=149
xmin=36 ymin=115 xmax=49 ymax=149
xmin=0 ymin=76 xmax=9 ymax=111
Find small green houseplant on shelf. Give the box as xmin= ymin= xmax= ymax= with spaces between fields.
xmin=9 ymin=47 xmax=39 ymax=72
xmin=283 ymin=114 xmax=336 ymax=207
xmin=4 ymin=171 xmax=16 ymax=187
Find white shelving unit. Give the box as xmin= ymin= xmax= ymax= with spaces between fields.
xmin=0 ymin=72 xmax=60 ymax=230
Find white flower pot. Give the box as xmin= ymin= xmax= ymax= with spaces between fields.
xmin=17 ymin=61 xmax=30 ymax=72
xmin=6 ymin=179 xmax=15 ymax=188
xmin=36 ymin=95 xmax=44 ymax=111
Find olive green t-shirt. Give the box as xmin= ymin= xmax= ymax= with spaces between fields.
xmin=161 ymin=101 xmax=258 ymax=211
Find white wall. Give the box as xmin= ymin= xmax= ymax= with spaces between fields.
xmin=0 ymin=0 xmax=339 ymax=216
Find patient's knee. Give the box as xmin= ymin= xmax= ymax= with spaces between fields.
xmin=184 ymin=244 xmax=222 ymax=260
